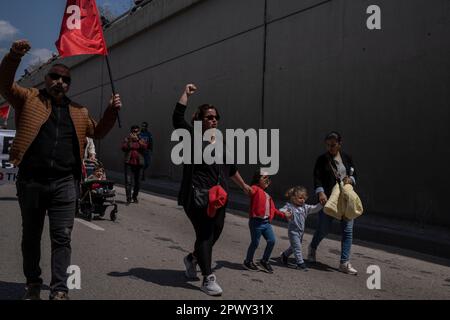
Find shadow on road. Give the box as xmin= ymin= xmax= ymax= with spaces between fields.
xmin=0 ymin=281 xmax=50 ymax=300
xmin=212 ymin=258 xmax=339 ymax=273
xmin=0 ymin=281 xmax=25 ymax=300
xmin=268 ymin=256 xmax=339 ymax=272
xmin=213 ymin=260 xmax=247 ymax=272
xmin=306 ymin=261 xmax=339 ymax=272
xmin=0 ymin=197 xmax=18 ymax=202
xmin=107 ymin=268 xmax=201 ymax=292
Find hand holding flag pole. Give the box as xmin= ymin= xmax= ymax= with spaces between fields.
xmin=55 ymin=0 xmax=122 ymax=128
xmin=105 ymin=55 xmax=122 ymax=128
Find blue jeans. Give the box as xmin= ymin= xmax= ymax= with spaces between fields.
xmin=310 ymin=209 xmax=354 ymax=263
xmin=245 ymin=218 xmax=276 ymax=262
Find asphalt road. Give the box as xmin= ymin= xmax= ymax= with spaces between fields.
xmin=1 ymin=184 xmax=449 ymax=300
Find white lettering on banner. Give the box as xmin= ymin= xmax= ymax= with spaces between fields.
xmin=0 ymin=130 xmax=14 ymax=157
xmin=0 ymin=129 xmax=17 ymax=185
xmin=0 ymin=170 xmax=17 ymax=184
xmin=367 ymin=5 xmax=382 ymax=30
xmin=67 ymin=5 xmax=81 ymax=30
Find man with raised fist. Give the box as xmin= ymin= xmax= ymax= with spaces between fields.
xmin=0 ymin=40 xmax=122 ymax=300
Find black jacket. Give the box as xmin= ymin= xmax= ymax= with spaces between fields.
xmin=313 ymin=152 xmax=357 ymax=198
xmin=19 ymin=91 xmax=80 ymax=180
xmin=172 ymin=103 xmax=237 ymax=208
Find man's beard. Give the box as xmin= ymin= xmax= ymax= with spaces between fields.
xmin=49 ymin=85 xmax=65 ymax=98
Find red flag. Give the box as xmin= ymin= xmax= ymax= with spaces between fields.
xmin=0 ymin=104 xmax=10 ymax=121
xmin=55 ymin=0 xmax=108 ymax=57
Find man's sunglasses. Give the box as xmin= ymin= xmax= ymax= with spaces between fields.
xmin=48 ymin=73 xmax=71 ymax=85
xmin=204 ymin=115 xmax=220 ymax=121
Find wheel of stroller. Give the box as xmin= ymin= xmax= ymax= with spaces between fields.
xmin=110 ymin=209 xmax=118 ymax=222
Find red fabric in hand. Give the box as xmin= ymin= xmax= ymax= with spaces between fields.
xmin=207 ymin=185 xmax=228 ymax=218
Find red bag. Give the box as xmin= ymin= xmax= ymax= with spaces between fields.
xmin=207 ymin=185 xmax=228 ymax=218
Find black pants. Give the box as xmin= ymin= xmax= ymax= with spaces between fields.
xmin=16 ymin=174 xmax=77 ymax=294
xmin=142 ymin=153 xmax=151 ymax=178
xmin=124 ymin=164 xmax=142 ymax=201
xmin=184 ymin=204 xmax=226 ymax=276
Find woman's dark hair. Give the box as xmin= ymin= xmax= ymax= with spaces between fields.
xmin=130 ymin=125 xmax=140 ymax=132
xmin=191 ymin=104 xmax=220 ymax=124
xmin=251 ymin=170 xmax=262 ymax=185
xmin=251 ymin=169 xmax=271 ymax=185
xmin=324 ymin=131 xmax=342 ymax=143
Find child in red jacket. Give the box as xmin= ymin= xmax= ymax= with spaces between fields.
xmin=243 ymin=170 xmax=291 ymax=273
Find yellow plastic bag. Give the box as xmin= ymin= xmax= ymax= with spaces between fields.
xmin=324 ymin=182 xmax=364 ymax=220
xmin=323 ymin=183 xmax=343 ymax=220
xmin=341 ymin=184 xmax=364 ymax=220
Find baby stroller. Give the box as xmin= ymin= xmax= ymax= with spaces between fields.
xmin=78 ymin=159 xmax=118 ymax=222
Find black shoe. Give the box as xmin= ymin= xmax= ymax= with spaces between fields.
xmin=23 ymin=283 xmax=41 ymax=300
xmin=296 ymin=263 xmax=308 ymax=271
xmin=243 ymin=260 xmax=259 ymax=271
xmin=280 ymin=252 xmax=288 ymax=266
xmin=132 ymin=198 xmax=139 ymax=204
xmin=126 ymin=198 xmax=132 ymax=205
xmin=258 ymin=260 xmax=274 ymax=273
xmin=49 ymin=291 xmax=70 ymax=300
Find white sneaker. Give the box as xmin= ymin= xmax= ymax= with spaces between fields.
xmin=201 ymin=274 xmax=223 ymax=296
xmin=307 ymin=245 xmax=316 ymax=263
xmin=339 ymin=262 xmax=358 ymax=275
xmin=183 ymin=255 xmax=198 ymax=280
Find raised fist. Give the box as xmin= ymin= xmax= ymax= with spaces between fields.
xmin=185 ymin=84 xmax=197 ymax=97
xmin=11 ymin=40 xmax=31 ymax=56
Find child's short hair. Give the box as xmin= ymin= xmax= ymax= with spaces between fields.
xmin=285 ymin=186 xmax=308 ymax=199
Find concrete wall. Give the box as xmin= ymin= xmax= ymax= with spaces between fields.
xmin=7 ymin=0 xmax=450 ymax=226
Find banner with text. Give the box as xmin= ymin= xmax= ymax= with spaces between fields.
xmin=0 ymin=129 xmax=17 ymax=185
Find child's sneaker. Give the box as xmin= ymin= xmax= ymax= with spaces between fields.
xmin=201 ymin=274 xmax=223 ymax=296
xmin=296 ymin=262 xmax=308 ymax=271
xmin=243 ymin=260 xmax=259 ymax=271
xmin=258 ymin=259 xmax=274 ymax=273
xmin=280 ymin=252 xmax=288 ymax=266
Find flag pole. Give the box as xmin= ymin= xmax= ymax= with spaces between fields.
xmin=105 ymin=55 xmax=122 ymax=128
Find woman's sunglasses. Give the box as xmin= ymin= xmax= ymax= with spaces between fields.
xmin=204 ymin=115 xmax=220 ymax=121
xmin=326 ymin=143 xmax=339 ymax=148
xmin=48 ymin=72 xmax=71 ymax=85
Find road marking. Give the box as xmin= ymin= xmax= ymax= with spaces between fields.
xmin=75 ymin=218 xmax=105 ymax=231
